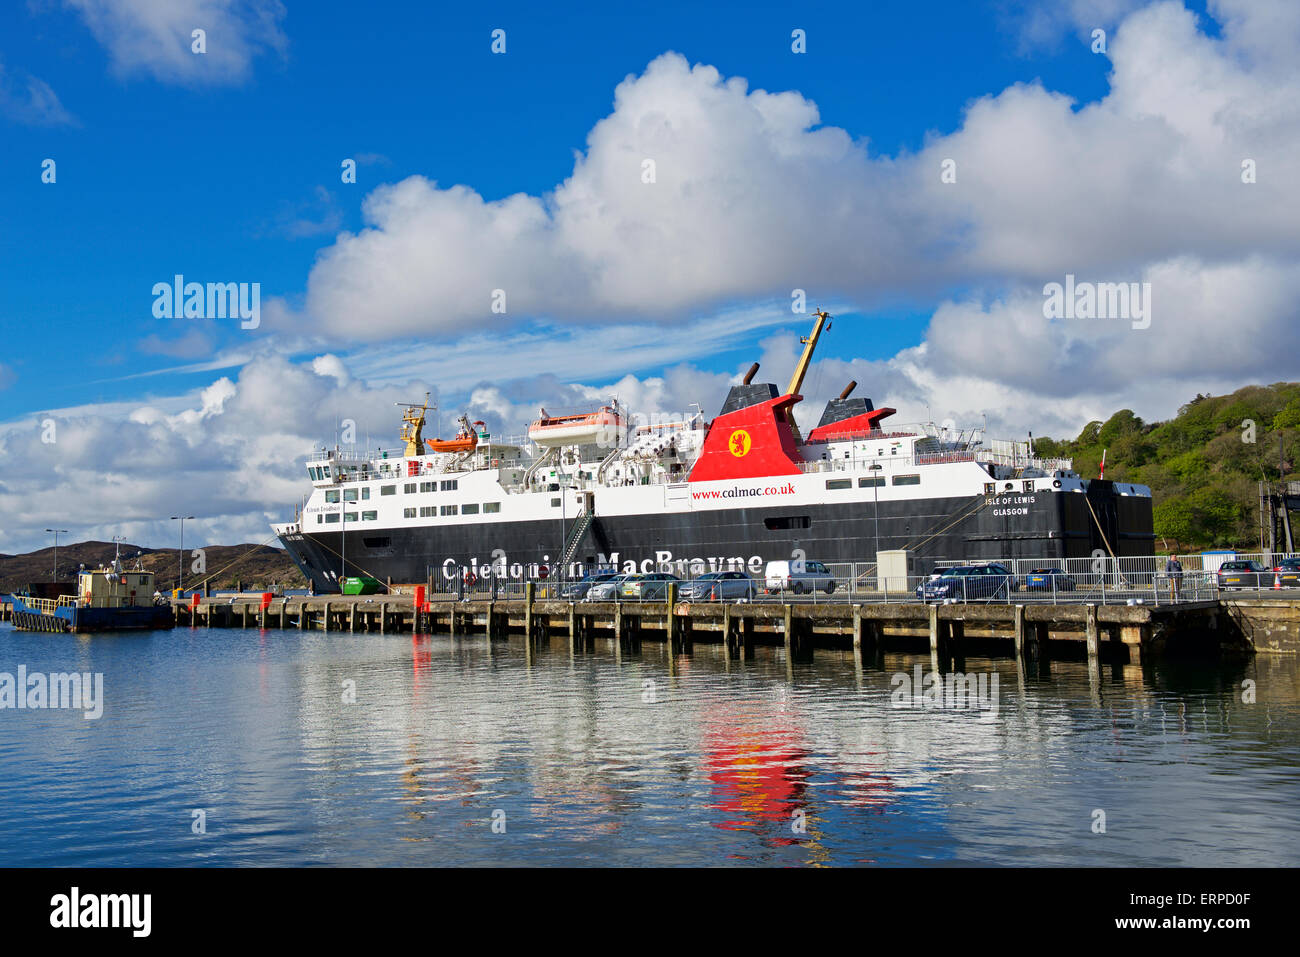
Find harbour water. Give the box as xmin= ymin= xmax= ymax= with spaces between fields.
xmin=1 ymin=622 xmax=1296 ymax=866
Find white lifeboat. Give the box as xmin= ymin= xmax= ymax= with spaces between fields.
xmin=528 ymin=406 xmax=622 ymax=447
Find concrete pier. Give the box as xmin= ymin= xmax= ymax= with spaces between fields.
xmin=145 ymin=592 xmax=1288 ymax=661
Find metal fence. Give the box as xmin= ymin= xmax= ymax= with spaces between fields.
xmin=420 ymin=553 xmax=1300 ymax=606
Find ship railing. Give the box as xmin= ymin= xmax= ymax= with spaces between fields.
xmin=973 ymin=450 xmax=1074 ymax=472
xmin=914 ymin=451 xmax=978 ymax=465
xmin=22 ymin=596 xmax=76 ymax=614
xmin=801 ymin=429 xmax=922 ymax=446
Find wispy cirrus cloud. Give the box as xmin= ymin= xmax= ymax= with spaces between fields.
xmin=0 ymin=58 xmax=77 ymax=126
xmin=61 ymin=0 xmax=287 ymax=85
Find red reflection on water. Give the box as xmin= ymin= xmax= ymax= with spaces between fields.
xmin=703 ymin=702 xmax=896 ymax=848
xmin=703 ymin=708 xmax=811 ymax=842
xmin=410 ymin=635 xmax=433 ymax=699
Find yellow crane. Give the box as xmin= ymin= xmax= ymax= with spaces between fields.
xmin=782 ymin=309 xmax=831 ymax=441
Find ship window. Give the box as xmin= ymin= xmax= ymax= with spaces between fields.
xmin=363 ymin=536 xmax=390 ymax=548
xmin=825 ymin=479 xmax=851 ymax=490
xmin=404 ymin=483 xmax=417 ymax=494
xmin=462 ymin=503 xmax=480 ymax=515
xmin=420 ymin=481 xmax=437 ymax=492
xmin=325 ymin=490 xmax=340 ymax=503
xmin=361 ymin=487 xmax=371 ymax=500
xmin=441 ymin=479 xmax=458 ymax=491
xmin=380 ymin=485 xmax=396 ymax=496
xmin=1022 ymin=481 xmax=1034 ymax=493
xmin=484 ymin=502 xmax=501 ymax=513
xmin=403 ymin=508 xmax=417 ymax=518
xmin=441 ymin=504 xmax=458 ymax=516
xmin=344 ymin=512 xmax=358 ymax=522
xmin=322 ymin=466 xmax=330 ymax=476
xmin=551 ymin=498 xmax=562 ymax=507
xmin=419 ymin=507 xmax=435 ymax=517
xmin=325 ymin=513 xmax=340 ymax=524
xmin=344 ymin=488 xmax=358 ymax=502
xmin=984 ymin=483 xmax=995 ymax=494
xmin=892 ymin=474 xmax=920 ymax=486
xmin=859 ymin=477 xmax=885 ymax=488
xmin=764 ymin=516 xmax=811 ymax=530
xmin=316 ymin=514 xmax=323 ymax=524
xmin=361 ymin=510 xmax=377 ymax=521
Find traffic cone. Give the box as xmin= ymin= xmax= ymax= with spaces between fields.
xmin=1274 ymin=572 xmax=1282 ymax=590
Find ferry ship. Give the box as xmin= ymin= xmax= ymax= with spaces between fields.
xmin=273 ymin=312 xmax=1154 ymax=592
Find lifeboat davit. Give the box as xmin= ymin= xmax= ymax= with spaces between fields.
xmin=528 ymin=406 xmax=621 ymax=447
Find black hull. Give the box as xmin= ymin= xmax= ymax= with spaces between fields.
xmin=279 ymin=484 xmax=1154 ymax=593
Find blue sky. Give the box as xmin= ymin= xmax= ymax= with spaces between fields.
xmin=1 ymin=0 xmax=1295 ymax=551
xmin=1 ymin=0 xmax=1130 ymax=417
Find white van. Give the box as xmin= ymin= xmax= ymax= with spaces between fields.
xmin=765 ymin=559 xmax=836 ymax=595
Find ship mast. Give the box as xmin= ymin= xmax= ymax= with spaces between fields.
xmin=397 ymin=394 xmax=433 ymax=457
xmin=783 ymin=309 xmax=831 ymax=441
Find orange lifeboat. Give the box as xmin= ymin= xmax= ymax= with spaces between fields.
xmin=528 ymin=405 xmax=621 ymax=447
xmin=425 ymin=414 xmax=479 ymax=453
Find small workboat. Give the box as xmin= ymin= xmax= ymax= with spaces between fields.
xmin=7 ymin=547 xmax=174 ymax=633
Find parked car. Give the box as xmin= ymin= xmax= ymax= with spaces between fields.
xmin=1216 ymin=560 xmax=1270 ymax=589
xmin=915 ymin=563 xmax=1017 ymax=602
xmin=765 ymin=559 xmax=836 ymax=595
xmin=585 ymin=574 xmax=634 ymax=601
xmin=618 ymin=573 xmax=683 ymax=601
xmin=559 ymin=571 xmax=621 ymax=600
xmin=1272 ymin=557 xmax=1300 ymax=587
xmin=679 ymin=571 xmax=757 ymax=602
xmin=1022 ymin=567 xmax=1076 ymax=591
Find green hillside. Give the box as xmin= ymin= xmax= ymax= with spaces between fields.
xmin=1032 ymin=383 xmax=1300 ymax=552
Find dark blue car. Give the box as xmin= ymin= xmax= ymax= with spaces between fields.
xmin=1023 ymin=567 xmax=1076 ymax=591
xmin=916 ymin=563 xmax=1018 ymax=602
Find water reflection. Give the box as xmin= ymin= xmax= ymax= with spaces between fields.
xmin=0 ymin=622 xmax=1296 ymax=866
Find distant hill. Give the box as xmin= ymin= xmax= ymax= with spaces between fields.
xmin=0 ymin=541 xmax=306 ymax=593
xmin=1033 ymin=382 xmax=1300 ymax=552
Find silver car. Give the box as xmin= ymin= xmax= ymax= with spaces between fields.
xmin=679 ymin=571 xmax=757 ymax=601
xmin=585 ymin=574 xmax=633 ymax=601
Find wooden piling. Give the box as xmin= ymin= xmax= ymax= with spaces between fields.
xmin=1085 ymin=604 xmax=1102 ymax=676
xmin=524 ymin=582 xmax=535 ymax=641
xmin=665 ymin=584 xmax=679 ymax=651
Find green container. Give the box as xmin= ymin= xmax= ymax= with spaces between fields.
xmin=341 ymin=576 xmax=382 ymax=595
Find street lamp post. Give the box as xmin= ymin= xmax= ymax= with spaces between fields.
xmin=44 ymin=528 xmax=68 ymax=581
xmin=170 ymin=516 xmax=194 ymax=593
xmin=869 ymin=464 xmax=884 ymax=589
